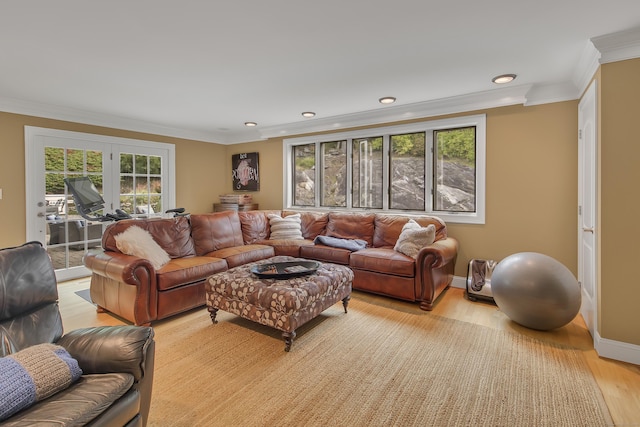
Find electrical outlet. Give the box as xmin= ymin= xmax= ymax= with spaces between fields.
xmin=0 ymin=188 xmax=3 ymax=200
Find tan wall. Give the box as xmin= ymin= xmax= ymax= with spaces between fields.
xmin=0 ymin=112 xmax=226 ymax=248
xmin=600 ymin=58 xmax=640 ymax=345
xmin=224 ymin=139 xmax=284 ymax=210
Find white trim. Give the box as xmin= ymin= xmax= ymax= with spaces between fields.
xmin=591 ymin=26 xmax=640 ymax=64
xmin=594 ymin=331 xmax=640 ymax=366
xmin=451 ymin=275 xmax=467 ymax=289
xmin=283 ymin=115 xmax=486 ymax=225
xmin=0 ymin=96 xmax=254 ymax=145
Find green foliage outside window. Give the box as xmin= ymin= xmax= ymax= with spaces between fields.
xmin=45 ymin=147 xmax=103 ymax=193
xmin=436 ymin=127 xmax=475 ymax=164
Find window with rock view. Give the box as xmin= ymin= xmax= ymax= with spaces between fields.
xmin=321 ymin=141 xmax=347 ymax=207
xmin=434 ymin=127 xmax=476 ymax=212
xmin=352 ymin=137 xmax=383 ymax=209
xmin=293 ymin=144 xmax=315 ymax=206
xmin=390 ymin=132 xmax=425 ymax=210
xmin=285 ymin=115 xmax=485 ymax=224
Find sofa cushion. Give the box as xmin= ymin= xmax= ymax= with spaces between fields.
xmin=114 ymin=226 xmax=171 ymax=270
xmin=350 ymin=248 xmax=416 ymax=277
xmin=238 ymin=210 xmax=281 ymax=244
xmin=283 ymin=211 xmax=329 ymax=240
xmin=259 ymin=239 xmax=315 ymax=257
xmin=4 ymin=373 xmax=135 ymax=426
xmin=205 ymin=244 xmax=275 ymax=269
xmin=373 ymin=214 xmax=447 ymax=248
xmin=156 ymin=257 xmax=228 ymax=291
xmin=299 ymin=244 xmax=351 ymax=265
xmin=1 ymin=343 xmax=82 ymax=421
xmin=268 ymin=213 xmax=304 ymax=240
xmin=393 ymin=220 xmax=436 ymax=259
xmin=102 ymin=217 xmax=196 ymax=258
xmin=191 ymin=212 xmax=245 ymax=255
xmin=325 ymin=212 xmax=376 ymax=246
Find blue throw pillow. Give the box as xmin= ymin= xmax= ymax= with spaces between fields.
xmin=0 ymin=343 xmax=82 ymax=421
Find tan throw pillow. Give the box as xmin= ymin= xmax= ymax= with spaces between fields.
xmin=394 ymin=219 xmax=436 ymax=259
xmin=268 ymin=213 xmax=303 ymax=240
xmin=114 ymin=225 xmax=171 ymax=269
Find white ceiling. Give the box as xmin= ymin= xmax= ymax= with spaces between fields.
xmin=1 ymin=1 xmax=640 ymax=144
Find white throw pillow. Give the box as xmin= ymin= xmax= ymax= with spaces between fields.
xmin=114 ymin=225 xmax=171 ymax=269
xmin=393 ymin=219 xmax=436 ymax=259
xmin=268 ymin=213 xmax=303 ymax=240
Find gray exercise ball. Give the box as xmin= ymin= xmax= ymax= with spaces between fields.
xmin=491 ymin=252 xmax=581 ymax=331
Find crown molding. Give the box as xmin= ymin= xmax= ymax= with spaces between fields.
xmin=591 ymin=26 xmax=640 ymax=64
xmin=258 ymin=85 xmax=531 ymax=139
xmin=0 ymin=96 xmax=240 ymax=144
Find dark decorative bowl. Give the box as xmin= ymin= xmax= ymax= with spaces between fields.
xmin=251 ymin=260 xmax=320 ymax=279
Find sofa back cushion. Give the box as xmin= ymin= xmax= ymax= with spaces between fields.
xmin=238 ymin=210 xmax=281 ymax=244
xmin=325 ymin=212 xmax=376 ymax=247
xmin=283 ymin=211 xmax=329 ymax=240
xmin=373 ymin=214 xmax=447 ymax=248
xmin=190 ymin=211 xmax=244 ymax=255
xmin=102 ymin=217 xmax=196 ymax=258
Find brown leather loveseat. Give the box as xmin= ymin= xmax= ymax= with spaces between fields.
xmin=84 ymin=210 xmax=458 ymax=326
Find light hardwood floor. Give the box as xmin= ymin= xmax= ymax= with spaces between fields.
xmin=58 ymin=279 xmax=640 ymax=426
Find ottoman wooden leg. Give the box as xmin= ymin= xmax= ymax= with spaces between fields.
xmin=342 ymin=295 xmax=351 ymax=313
xmin=208 ymin=306 xmax=219 ymax=324
xmin=282 ymin=330 xmax=297 ymax=352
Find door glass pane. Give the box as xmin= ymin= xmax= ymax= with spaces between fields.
xmin=120 ymin=153 xmax=162 ymax=216
xmin=121 ymin=153 xmax=133 ymax=173
xmin=293 ymin=144 xmax=315 ymax=206
xmin=434 ymin=127 xmax=476 ymax=212
xmin=45 ymin=148 xmax=104 ymax=270
xmin=352 ymin=137 xmax=383 ymax=208
xmin=390 ymin=132 xmax=426 ymax=210
xmin=321 ymin=141 xmax=346 ymax=207
xmin=149 ymin=155 xmax=162 ymax=174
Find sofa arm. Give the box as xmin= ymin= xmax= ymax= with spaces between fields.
xmin=417 ymin=237 xmax=458 ymax=269
xmin=84 ymin=249 xmax=155 ymax=284
xmin=57 ymin=325 xmax=154 ymax=379
xmin=416 ymin=237 xmax=459 ymax=310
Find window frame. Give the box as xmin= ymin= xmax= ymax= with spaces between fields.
xmin=283 ymin=114 xmax=486 ymax=224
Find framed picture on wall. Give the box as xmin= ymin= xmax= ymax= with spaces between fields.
xmin=232 ymin=152 xmax=260 ymax=191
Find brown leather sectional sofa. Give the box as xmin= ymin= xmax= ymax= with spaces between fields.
xmin=83 ymin=210 xmax=458 ymax=326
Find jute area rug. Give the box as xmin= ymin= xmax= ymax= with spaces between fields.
xmin=147 ymin=295 xmax=612 ymax=427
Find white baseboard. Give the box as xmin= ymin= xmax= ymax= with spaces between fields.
xmin=451 ymin=275 xmax=466 ymax=289
xmin=449 ymin=275 xmax=640 ymax=365
xmin=595 ymin=332 xmax=640 ymax=366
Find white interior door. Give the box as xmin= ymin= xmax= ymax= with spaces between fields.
xmin=578 ymin=81 xmax=597 ymax=338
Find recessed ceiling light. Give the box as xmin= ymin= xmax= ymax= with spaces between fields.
xmin=302 ymin=111 xmax=316 ymax=118
xmin=492 ymin=74 xmax=517 ymax=84
xmin=244 ymin=121 xmax=257 ymax=127
xmin=379 ymin=96 xmax=396 ymax=104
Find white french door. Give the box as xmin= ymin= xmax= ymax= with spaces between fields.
xmin=578 ymin=81 xmax=598 ymax=339
xmin=25 ymin=127 xmax=175 ymax=282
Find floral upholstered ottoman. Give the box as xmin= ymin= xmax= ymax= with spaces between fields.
xmin=206 ymin=256 xmax=353 ymax=351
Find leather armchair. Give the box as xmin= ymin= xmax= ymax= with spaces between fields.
xmin=0 ymin=241 xmax=155 ymax=426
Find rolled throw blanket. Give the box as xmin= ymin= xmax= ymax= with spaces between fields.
xmin=313 ymin=235 xmax=367 ymax=251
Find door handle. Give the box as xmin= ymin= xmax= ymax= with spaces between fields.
xmin=37 ymin=212 xmax=46 ymax=218
xmin=582 ymin=227 xmax=594 ymax=233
